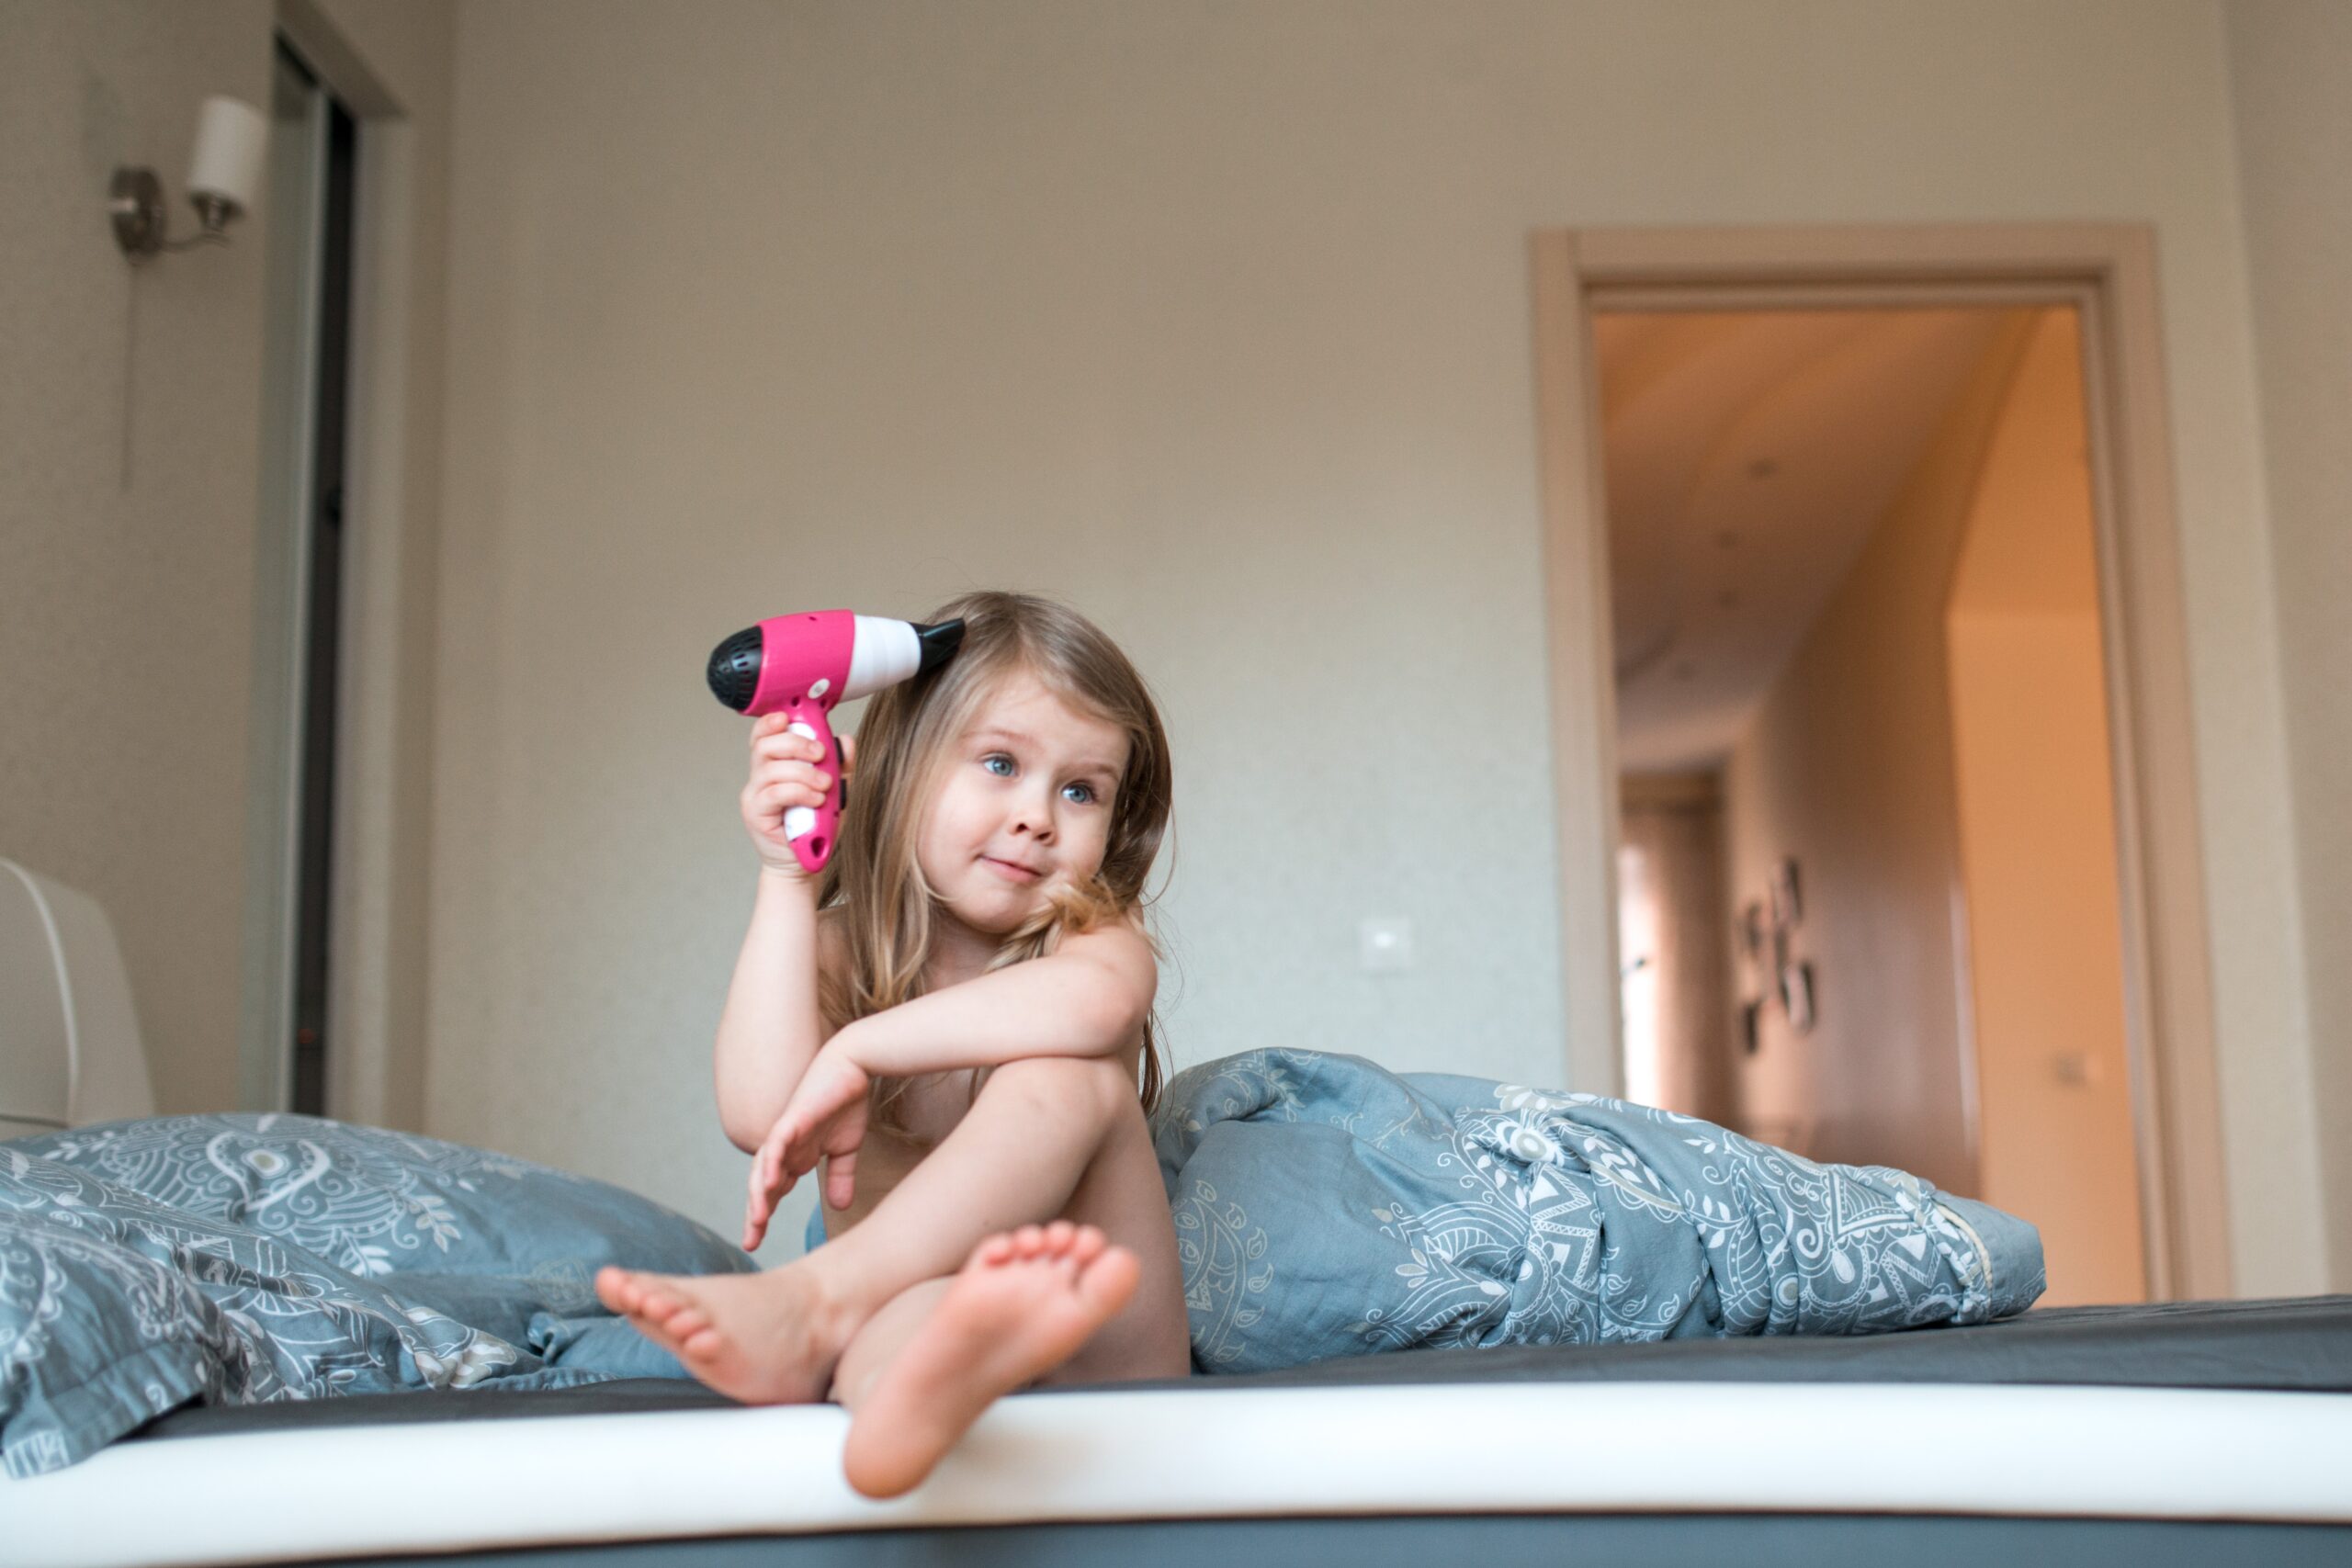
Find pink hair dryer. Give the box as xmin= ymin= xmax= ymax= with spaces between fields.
xmin=706 ymin=611 xmax=964 ymax=874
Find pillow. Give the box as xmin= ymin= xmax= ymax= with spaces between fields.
xmin=8 ymin=1114 xmax=753 ymax=1285
xmin=0 ymin=1146 xmax=594 ymax=1479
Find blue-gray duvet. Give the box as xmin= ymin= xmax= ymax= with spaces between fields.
xmin=3 ymin=1051 xmax=2046 ymax=1478
xmin=0 ymin=1115 xmax=754 ymax=1478
xmin=1153 ymin=1051 xmax=2045 ymax=1372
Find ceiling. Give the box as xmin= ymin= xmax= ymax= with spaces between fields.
xmin=1597 ymin=306 xmax=2030 ymax=775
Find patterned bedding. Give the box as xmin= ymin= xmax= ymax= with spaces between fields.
xmin=1154 ymin=1050 xmax=2045 ymax=1373
xmin=5 ymin=1050 xmax=2048 ymax=1477
xmin=0 ymin=1116 xmax=752 ymax=1478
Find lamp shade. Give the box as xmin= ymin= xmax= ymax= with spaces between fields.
xmin=187 ymin=95 xmax=267 ymax=215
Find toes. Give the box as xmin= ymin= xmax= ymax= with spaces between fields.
xmin=1078 ymin=1246 xmax=1142 ymax=1314
xmin=971 ymin=1224 xmax=1119 ymax=1274
xmin=669 ymin=1307 xmax=712 ymax=1341
xmin=594 ymin=1267 xmax=636 ymax=1313
xmin=622 ymin=1308 xmax=688 ymax=1359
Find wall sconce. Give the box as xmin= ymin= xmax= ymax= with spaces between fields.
xmin=109 ymin=96 xmax=267 ymax=263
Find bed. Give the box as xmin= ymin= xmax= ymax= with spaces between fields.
xmin=14 ymin=1294 xmax=2352 ymax=1566
xmin=6 ymin=858 xmax=2350 ymax=1564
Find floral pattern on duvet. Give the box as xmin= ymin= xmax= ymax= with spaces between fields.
xmin=0 ymin=1146 xmax=599 ymax=1478
xmin=1 ymin=1114 xmax=754 ymax=1479
xmin=1153 ymin=1050 xmax=2046 ymax=1374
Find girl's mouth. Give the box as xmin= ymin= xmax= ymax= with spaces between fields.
xmin=982 ymin=856 xmax=1043 ymax=884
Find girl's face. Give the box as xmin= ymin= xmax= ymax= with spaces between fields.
xmin=917 ymin=666 xmax=1130 ymax=942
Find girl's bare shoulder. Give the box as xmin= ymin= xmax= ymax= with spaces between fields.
xmin=1050 ymin=913 xmax=1159 ymax=996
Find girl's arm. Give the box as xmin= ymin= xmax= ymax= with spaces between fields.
xmin=737 ymin=919 xmax=1157 ymax=1229
xmin=832 ymin=921 xmax=1157 ymax=1078
xmin=710 ymin=870 xmax=834 ymax=1151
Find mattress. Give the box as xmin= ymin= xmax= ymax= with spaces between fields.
xmin=10 ymin=1297 xmax=2351 ymax=1568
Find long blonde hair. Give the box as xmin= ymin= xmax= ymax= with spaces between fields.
xmin=814 ymin=591 xmax=1174 ymax=1125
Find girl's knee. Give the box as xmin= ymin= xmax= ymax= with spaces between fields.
xmin=986 ymin=1055 xmax=1136 ymax=1125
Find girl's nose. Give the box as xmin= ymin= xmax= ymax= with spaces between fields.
xmin=1012 ymin=788 xmax=1057 ymax=840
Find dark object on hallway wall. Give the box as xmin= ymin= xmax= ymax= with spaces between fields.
xmin=1781 ymin=960 xmax=1817 ymax=1034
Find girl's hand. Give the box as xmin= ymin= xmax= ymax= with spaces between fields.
xmin=741 ymin=1044 xmax=873 ymax=1250
xmin=741 ymin=716 xmax=855 ymax=880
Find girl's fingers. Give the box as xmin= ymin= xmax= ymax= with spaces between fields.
xmin=743 ymin=1172 xmax=770 ymax=1249
xmin=754 ymin=774 xmax=833 ymax=807
xmin=752 ymin=731 xmax=825 ymax=762
xmin=743 ymin=1120 xmax=800 ymax=1247
xmin=752 ymin=761 xmax=833 ymax=792
xmin=824 ymin=1148 xmax=856 ymax=1211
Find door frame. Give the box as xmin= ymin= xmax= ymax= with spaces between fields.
xmin=1529 ymin=223 xmax=2229 ymax=1300
xmin=262 ymin=0 xmax=439 ymax=1134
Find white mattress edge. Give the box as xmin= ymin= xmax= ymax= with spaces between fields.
xmin=8 ymin=1381 xmax=2352 ymax=1567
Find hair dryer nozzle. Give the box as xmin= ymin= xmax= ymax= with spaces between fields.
xmin=707 ymin=626 xmax=763 ymax=712
xmin=914 ymin=618 xmax=964 ymax=672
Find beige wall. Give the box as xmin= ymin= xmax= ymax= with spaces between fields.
xmin=1 ymin=0 xmax=274 ymax=1119
xmin=2225 ymin=0 xmax=2352 ymax=1291
xmin=1718 ymin=315 xmax=2034 ymax=1196
xmin=5 ymin=2 xmax=2333 ymax=1290
xmin=426 ymin=2 xmax=2327 ymax=1277
xmin=1946 ymin=310 xmax=2147 ymax=1306
xmin=0 ymin=0 xmax=451 ymax=1122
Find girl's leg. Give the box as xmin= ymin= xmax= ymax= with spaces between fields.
xmin=826 ymin=1277 xmax=954 ymax=1410
xmin=833 ymin=1222 xmax=1140 ymax=1499
xmin=597 ymin=1055 xmax=1184 ymax=1402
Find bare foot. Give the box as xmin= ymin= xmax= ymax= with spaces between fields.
xmin=839 ymin=1223 xmax=1140 ymax=1499
xmin=594 ymin=1262 xmax=853 ymax=1404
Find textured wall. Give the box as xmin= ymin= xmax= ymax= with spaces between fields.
xmin=0 ymin=0 xmax=453 ymax=1134
xmin=5 ymin=1 xmax=2327 ymax=1288
xmin=0 ymin=0 xmax=272 ymax=1117
xmin=425 ymin=0 xmax=2324 ymax=1287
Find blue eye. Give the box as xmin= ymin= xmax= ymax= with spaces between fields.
xmin=983 ymin=751 xmax=1101 ymax=806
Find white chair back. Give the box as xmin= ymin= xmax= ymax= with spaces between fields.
xmin=0 ymin=858 xmax=156 ymax=1136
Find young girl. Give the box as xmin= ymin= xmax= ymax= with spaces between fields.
xmin=595 ymin=590 xmax=1192 ymax=1498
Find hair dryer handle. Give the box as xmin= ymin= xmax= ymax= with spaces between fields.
xmin=778 ymin=698 xmax=845 ymax=876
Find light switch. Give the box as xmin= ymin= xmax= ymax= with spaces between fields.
xmin=1360 ymin=917 xmax=1414 ymax=974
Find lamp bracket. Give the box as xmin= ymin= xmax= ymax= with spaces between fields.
xmin=109 ymin=167 xmax=166 ymax=260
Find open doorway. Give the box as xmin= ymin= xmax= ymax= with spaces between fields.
xmin=1598 ymin=304 xmax=2143 ymax=1304
xmin=1529 ymin=225 xmax=2232 ymax=1303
